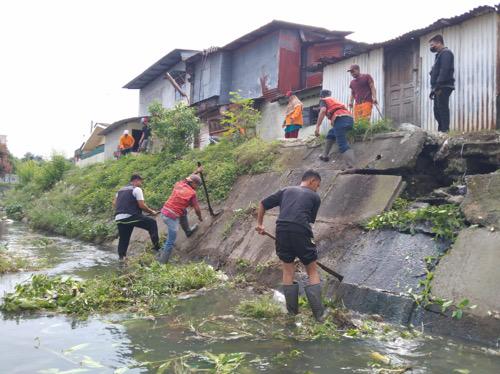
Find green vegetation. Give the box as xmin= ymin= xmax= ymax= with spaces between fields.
xmin=221 ymin=91 xmax=262 ymax=140
xmin=1 ymin=253 xmax=223 ymax=317
xmin=365 ymin=198 xmax=465 ymax=242
xmin=0 ymin=247 xmax=31 ymax=274
xmin=4 ymin=136 xmax=279 ymax=243
xmin=236 ymin=295 xmax=283 ymax=318
xmin=221 ymin=204 xmax=256 ymax=239
xmin=349 ymin=118 xmax=393 ymax=142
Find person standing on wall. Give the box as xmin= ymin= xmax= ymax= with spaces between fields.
xmin=429 ymin=34 xmax=455 ymax=133
xmin=256 ymin=169 xmax=327 ymax=322
xmin=113 ymin=174 xmax=160 ymax=261
xmin=138 ymin=117 xmax=152 ymax=153
xmin=314 ymin=90 xmax=356 ymax=168
xmin=348 ymin=64 xmax=377 ymax=122
xmin=119 ymin=130 xmax=135 ymax=156
xmin=158 ymin=169 xmax=204 ymax=264
xmin=282 ymin=91 xmax=303 ymax=139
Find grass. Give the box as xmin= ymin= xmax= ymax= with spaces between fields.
xmin=349 ymin=118 xmax=393 ymax=142
xmin=0 ymin=244 xmax=41 ymax=274
xmin=236 ymin=295 xmax=283 ymax=318
xmin=1 ymin=253 xmax=223 ymax=317
xmin=3 ymin=138 xmax=280 ymax=243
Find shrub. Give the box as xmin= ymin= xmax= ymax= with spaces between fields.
xmin=221 ymin=92 xmax=261 ymax=140
xmin=5 ymin=202 xmax=24 ymax=220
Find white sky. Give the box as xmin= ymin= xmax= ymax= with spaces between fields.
xmin=0 ymin=0 xmax=495 ymax=158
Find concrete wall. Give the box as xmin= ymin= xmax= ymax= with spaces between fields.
xmin=230 ymin=31 xmax=280 ymax=99
xmin=257 ymin=96 xmax=329 ymax=141
xmin=76 ymin=152 xmax=105 ymax=167
xmin=138 ymin=61 xmax=188 ymax=116
xmin=419 ymin=12 xmax=498 ymax=132
xmin=323 ymin=48 xmax=385 ymax=122
xmin=103 ymin=120 xmax=143 ymax=160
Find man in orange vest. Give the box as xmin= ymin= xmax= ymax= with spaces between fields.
xmin=314 ymin=90 xmax=356 ymax=168
xmin=158 ymin=169 xmax=204 ymax=263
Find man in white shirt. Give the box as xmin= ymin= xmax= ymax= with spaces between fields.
xmin=112 ymin=174 xmax=159 ymax=260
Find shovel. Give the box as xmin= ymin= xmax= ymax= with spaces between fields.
xmin=197 ymin=162 xmax=222 ymax=217
xmin=260 ymin=230 xmax=344 ymax=282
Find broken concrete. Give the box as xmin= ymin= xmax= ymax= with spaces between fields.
xmin=461 ymin=173 xmax=500 ymax=230
xmin=432 ymin=227 xmax=500 ymax=318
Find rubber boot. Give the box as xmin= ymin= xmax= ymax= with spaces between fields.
xmin=282 ymin=283 xmax=299 ymax=315
xmin=319 ymin=139 xmax=335 ymax=162
xmin=342 ymin=148 xmax=356 ymax=169
xmin=180 ymin=215 xmax=198 ymax=238
xmin=304 ymin=283 xmax=327 ymax=322
xmin=158 ymin=249 xmax=171 ymax=264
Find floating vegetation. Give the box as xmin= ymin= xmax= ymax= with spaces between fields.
xmin=1 ymin=253 xmax=224 ymax=317
xmin=0 ymin=244 xmax=42 ymax=274
xmin=236 ymin=296 xmax=283 ymax=319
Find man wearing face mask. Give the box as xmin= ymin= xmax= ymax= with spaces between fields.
xmin=429 ymin=34 xmax=455 ymax=133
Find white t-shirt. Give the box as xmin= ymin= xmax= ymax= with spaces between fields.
xmin=115 ymin=187 xmax=144 ymax=221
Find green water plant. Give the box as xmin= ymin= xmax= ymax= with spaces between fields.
xmin=236 ymin=295 xmax=283 ymax=318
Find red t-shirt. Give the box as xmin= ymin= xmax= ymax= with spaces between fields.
xmin=161 ymin=180 xmax=198 ymax=218
xmin=349 ymin=74 xmax=374 ymax=103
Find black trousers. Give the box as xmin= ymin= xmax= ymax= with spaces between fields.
xmin=116 ymin=214 xmax=159 ymax=258
xmin=433 ymin=87 xmax=453 ymax=132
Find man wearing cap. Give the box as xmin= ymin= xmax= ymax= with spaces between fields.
xmin=158 ymin=168 xmax=204 ymax=264
xmin=119 ymin=129 xmax=135 ymax=156
xmin=348 ymin=64 xmax=378 ymax=122
xmin=113 ymin=174 xmax=160 ymax=260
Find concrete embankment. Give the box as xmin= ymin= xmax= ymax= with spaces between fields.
xmin=129 ymin=128 xmax=500 ymax=346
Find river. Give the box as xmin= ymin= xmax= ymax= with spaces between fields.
xmin=0 ymin=222 xmax=499 ymax=373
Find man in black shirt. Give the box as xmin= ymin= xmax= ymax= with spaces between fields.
xmin=139 ymin=117 xmax=152 ymax=153
xmin=429 ymin=34 xmax=455 ymax=133
xmin=256 ymin=170 xmax=327 ymax=322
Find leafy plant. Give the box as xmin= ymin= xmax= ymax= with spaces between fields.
xmin=349 ymin=118 xmax=393 ymax=142
xmin=221 ymin=91 xmax=261 ymax=140
xmin=149 ymin=101 xmax=200 ymax=157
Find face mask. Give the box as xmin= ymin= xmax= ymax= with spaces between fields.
xmin=430 ymin=46 xmax=437 ymax=53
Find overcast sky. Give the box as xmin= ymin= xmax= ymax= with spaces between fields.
xmin=0 ymin=0 xmax=495 ymax=158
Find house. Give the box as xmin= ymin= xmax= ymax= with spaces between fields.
xmin=123 ymin=49 xmax=199 ymax=116
xmin=322 ymin=5 xmax=500 ymax=132
xmin=99 ymin=117 xmax=146 ymax=160
xmin=184 ymin=20 xmax=357 ymax=143
xmin=75 ymin=123 xmax=108 ymax=167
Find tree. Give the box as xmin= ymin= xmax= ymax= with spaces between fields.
xmin=0 ymin=144 xmax=13 ymax=177
xmin=148 ymin=101 xmax=200 ymax=157
xmin=221 ymin=91 xmax=261 ymax=140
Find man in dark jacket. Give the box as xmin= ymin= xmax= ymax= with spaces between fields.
xmin=256 ymin=169 xmax=327 ymax=322
xmin=113 ymin=174 xmax=160 ymax=260
xmin=429 ymin=34 xmax=455 ymax=133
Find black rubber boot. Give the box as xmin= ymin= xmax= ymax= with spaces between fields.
xmin=304 ymin=283 xmax=327 ymax=322
xmin=320 ymin=139 xmax=335 ymax=162
xmin=158 ymin=250 xmax=171 ymax=264
xmin=282 ymin=283 xmax=299 ymax=315
xmin=180 ymin=215 xmax=198 ymax=238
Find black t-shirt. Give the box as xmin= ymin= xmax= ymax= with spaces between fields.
xmin=142 ymin=125 xmax=151 ymax=139
xmin=261 ymin=186 xmax=321 ymax=236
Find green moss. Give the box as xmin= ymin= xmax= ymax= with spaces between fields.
xmin=1 ymin=253 xmax=222 ymax=317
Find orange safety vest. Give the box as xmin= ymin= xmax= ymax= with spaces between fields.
xmin=161 ymin=180 xmax=197 ymax=217
xmin=321 ymin=97 xmax=352 ymax=120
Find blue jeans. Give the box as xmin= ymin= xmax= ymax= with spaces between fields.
xmin=326 ymin=116 xmax=354 ymax=153
xmin=161 ymin=213 xmax=179 ymax=258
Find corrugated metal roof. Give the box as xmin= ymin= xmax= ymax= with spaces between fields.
xmin=123 ymin=49 xmax=199 ymax=89
xmin=323 ymin=5 xmax=499 ymax=66
xmin=186 ymin=20 xmax=352 ymax=63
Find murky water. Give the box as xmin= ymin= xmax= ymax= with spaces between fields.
xmin=1 ymin=222 xmax=499 ymax=373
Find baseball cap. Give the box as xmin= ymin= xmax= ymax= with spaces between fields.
xmin=347 ymin=64 xmax=360 ymax=72
xmin=286 ymin=91 xmax=293 ymax=97
xmin=188 ymin=174 xmax=202 ymax=185
xmin=124 ymin=130 xmax=129 ymax=135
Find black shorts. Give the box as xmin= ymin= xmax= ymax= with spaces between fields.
xmin=275 ymin=229 xmax=318 ymax=266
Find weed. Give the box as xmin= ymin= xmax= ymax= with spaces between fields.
xmin=349 ymin=118 xmax=393 ymax=142
xmin=1 ymin=253 xmax=223 ymax=317
xmin=236 ymin=295 xmax=283 ymax=318
xmin=235 ymin=258 xmax=251 ymax=270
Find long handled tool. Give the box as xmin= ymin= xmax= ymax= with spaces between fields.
xmin=197 ymin=162 xmax=222 ymax=217
xmin=261 ymin=230 xmax=344 ymax=282
xmin=374 ymin=103 xmax=384 ymax=119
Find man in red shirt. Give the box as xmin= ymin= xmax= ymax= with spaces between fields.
xmin=158 ymin=169 xmax=204 ymax=264
xmin=348 ymin=64 xmax=378 ymax=121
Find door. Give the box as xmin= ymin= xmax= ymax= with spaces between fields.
xmin=384 ymin=41 xmax=419 ymax=125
